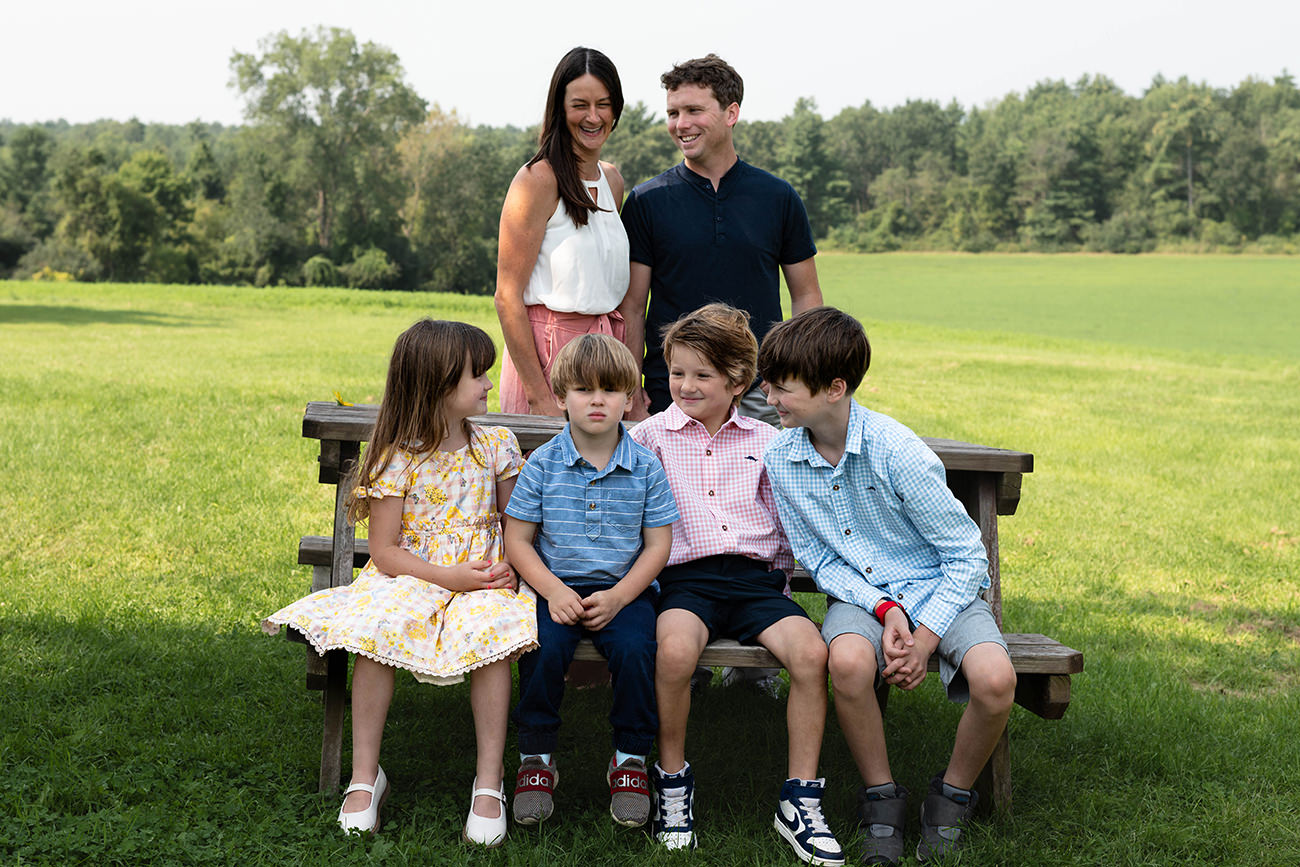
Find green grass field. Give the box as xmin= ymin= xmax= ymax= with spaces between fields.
xmin=2 ymin=254 xmax=1298 ymax=865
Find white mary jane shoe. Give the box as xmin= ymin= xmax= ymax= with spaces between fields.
xmin=462 ymin=778 xmax=507 ymax=847
xmin=338 ymin=765 xmax=388 ymax=834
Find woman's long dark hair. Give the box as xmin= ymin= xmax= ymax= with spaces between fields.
xmin=528 ymin=46 xmax=624 ymax=228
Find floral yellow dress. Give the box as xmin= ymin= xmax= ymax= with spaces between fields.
xmin=263 ymin=426 xmax=538 ymax=684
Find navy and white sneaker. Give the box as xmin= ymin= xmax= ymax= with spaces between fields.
xmin=652 ymin=762 xmax=697 ymax=850
xmin=775 ymin=778 xmax=845 ymax=866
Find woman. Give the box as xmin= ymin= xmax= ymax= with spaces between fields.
xmin=495 ymin=47 xmax=630 ymax=416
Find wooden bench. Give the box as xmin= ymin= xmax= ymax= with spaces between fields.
xmin=293 ymin=402 xmax=1083 ymax=813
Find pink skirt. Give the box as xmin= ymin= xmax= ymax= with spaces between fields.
xmin=499 ymin=306 xmax=626 ymax=415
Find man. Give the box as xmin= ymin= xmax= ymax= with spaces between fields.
xmin=619 ymin=53 xmax=823 ymax=424
xmin=619 ymin=53 xmax=823 ymax=709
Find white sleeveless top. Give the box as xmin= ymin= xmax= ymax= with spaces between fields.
xmin=522 ymin=163 xmax=630 ymax=314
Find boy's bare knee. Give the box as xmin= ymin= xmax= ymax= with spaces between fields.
xmin=785 ymin=636 xmax=828 ymax=682
xmin=656 ymin=632 xmax=703 ymax=679
xmin=828 ymin=638 xmax=876 ymax=694
xmin=969 ymin=654 xmax=1016 ymax=712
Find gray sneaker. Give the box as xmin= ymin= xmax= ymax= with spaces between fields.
xmin=917 ymin=774 xmax=977 ymax=862
xmin=512 ymin=756 xmax=557 ymax=825
xmin=607 ymin=755 xmax=651 ymax=826
xmin=856 ymin=782 xmax=908 ymax=866
xmin=719 ymin=666 xmax=783 ymax=699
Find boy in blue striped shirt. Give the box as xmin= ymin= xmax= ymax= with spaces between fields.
xmin=504 ymin=333 xmax=678 ymax=831
xmin=758 ymin=307 xmax=1016 ymax=866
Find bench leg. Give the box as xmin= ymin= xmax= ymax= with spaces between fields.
xmin=973 ymin=725 xmax=1011 ymax=816
xmin=318 ymin=649 xmax=349 ymax=794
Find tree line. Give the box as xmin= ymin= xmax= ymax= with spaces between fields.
xmin=3 ymin=28 xmax=1298 ymax=291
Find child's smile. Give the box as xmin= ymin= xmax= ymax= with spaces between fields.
xmin=667 ymin=345 xmax=746 ymax=435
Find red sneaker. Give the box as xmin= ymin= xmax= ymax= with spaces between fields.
xmin=607 ymin=755 xmax=651 ymax=826
xmin=513 ymin=756 xmax=557 ymax=825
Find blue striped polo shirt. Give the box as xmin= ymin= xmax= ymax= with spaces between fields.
xmin=505 ymin=423 xmax=678 ymax=589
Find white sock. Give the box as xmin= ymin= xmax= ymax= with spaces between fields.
xmin=520 ymin=752 xmax=552 ymax=766
xmin=614 ymin=750 xmax=645 ymax=767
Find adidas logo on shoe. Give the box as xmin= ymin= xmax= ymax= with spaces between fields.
xmin=608 ymin=756 xmax=651 ymax=827
xmin=611 ymin=771 xmax=649 ymax=792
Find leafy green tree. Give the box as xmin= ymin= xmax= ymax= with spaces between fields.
xmin=734 ymin=118 xmax=782 ymax=173
xmin=1 ymin=127 xmax=54 ymax=212
xmin=202 ymin=130 xmax=305 ymax=285
xmin=184 ymin=122 xmax=226 ymax=202
xmin=396 ymin=107 xmax=502 ymax=294
xmin=230 ymin=27 xmax=426 ymax=256
xmin=826 ymin=101 xmax=885 ymax=213
xmin=1144 ymin=77 xmax=1222 ymax=219
xmin=774 ymin=98 xmax=848 ymax=237
xmin=51 ymin=147 xmax=194 ymax=281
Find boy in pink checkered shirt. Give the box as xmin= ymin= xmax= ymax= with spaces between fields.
xmin=630 ymin=303 xmax=842 ymax=865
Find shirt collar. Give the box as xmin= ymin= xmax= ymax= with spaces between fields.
xmin=785 ymin=399 xmax=868 ymax=468
xmin=674 ymin=158 xmax=746 ymax=191
xmin=844 ymin=399 xmax=869 ymax=456
xmin=558 ymin=422 xmax=637 ymax=474
xmin=662 ymin=402 xmax=758 ymax=433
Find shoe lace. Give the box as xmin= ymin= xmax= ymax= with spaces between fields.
xmin=794 ymin=797 xmax=833 ymax=836
xmin=660 ymin=787 xmax=690 ymax=827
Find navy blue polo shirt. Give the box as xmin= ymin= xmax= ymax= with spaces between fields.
xmin=621 ymin=159 xmax=816 ymax=408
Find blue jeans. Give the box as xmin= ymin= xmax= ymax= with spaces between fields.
xmin=514 ymin=587 xmax=657 ymax=755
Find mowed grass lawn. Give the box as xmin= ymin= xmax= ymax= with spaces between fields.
xmin=2 ymin=253 xmax=1297 ymax=866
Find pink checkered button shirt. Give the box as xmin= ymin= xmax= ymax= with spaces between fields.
xmin=631 ymin=403 xmax=795 ymax=575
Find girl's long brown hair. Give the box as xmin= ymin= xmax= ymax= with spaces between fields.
xmin=347 ymin=319 xmax=496 ymax=525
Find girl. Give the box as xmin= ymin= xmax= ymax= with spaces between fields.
xmin=263 ymin=319 xmax=538 ymax=847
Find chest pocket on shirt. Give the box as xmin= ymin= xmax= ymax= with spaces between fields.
xmin=589 ymin=484 xmax=646 ymax=541
xmin=857 ymin=479 xmax=903 ymax=523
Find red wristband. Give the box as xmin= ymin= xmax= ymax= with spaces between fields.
xmin=874 ymin=599 xmax=901 ymax=624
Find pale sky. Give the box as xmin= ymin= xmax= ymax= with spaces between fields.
xmin=4 ymin=0 xmax=1297 ymax=128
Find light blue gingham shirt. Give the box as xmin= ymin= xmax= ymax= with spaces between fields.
xmin=763 ymin=400 xmax=989 ymax=638
xmin=505 ymin=423 xmax=678 ymax=589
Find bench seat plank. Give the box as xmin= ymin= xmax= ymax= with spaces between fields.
xmin=297 ymin=534 xmax=1082 ymax=718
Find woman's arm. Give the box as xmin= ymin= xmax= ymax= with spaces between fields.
xmin=603 ymin=160 xmax=626 ymax=212
xmin=495 ymin=161 xmax=562 ymax=415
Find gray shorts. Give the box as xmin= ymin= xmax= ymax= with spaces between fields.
xmin=821 ymin=597 xmax=1008 ymax=703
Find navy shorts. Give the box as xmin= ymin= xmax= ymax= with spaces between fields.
xmin=657 ymin=555 xmax=811 ymax=644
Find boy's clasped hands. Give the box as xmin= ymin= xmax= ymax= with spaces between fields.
xmin=541 ymin=584 xmax=630 ymax=631
xmin=879 ymin=606 xmax=936 ymax=691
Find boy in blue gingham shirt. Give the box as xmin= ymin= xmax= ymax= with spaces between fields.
xmin=504 ymin=333 xmax=677 ymax=831
xmin=759 ymin=307 xmax=1016 ymax=866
